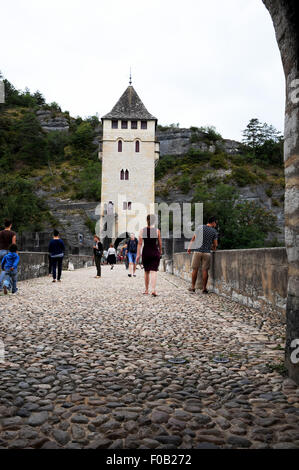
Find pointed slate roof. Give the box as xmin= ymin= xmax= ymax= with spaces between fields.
xmin=102 ymin=86 xmax=157 ymax=121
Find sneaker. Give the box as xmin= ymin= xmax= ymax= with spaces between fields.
xmin=128 ymin=274 xmax=132 ymax=277
xmin=188 ymin=287 xmax=195 ymax=293
xmin=12 ymin=288 xmax=18 ymax=294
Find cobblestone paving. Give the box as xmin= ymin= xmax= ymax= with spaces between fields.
xmin=0 ymin=265 xmax=298 ymax=449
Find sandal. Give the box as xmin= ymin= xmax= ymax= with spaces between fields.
xmin=188 ymin=287 xmax=195 ymax=293
xmin=151 ymin=292 xmax=158 ymax=297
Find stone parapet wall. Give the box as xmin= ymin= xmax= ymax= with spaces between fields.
xmin=17 ymin=252 xmax=93 ymax=281
xmin=173 ymin=248 xmax=288 ymax=318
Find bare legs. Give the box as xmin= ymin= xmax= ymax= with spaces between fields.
xmin=202 ymin=269 xmax=209 ymax=291
xmin=150 ymin=271 xmax=157 ymax=294
xmin=191 ymin=268 xmax=209 ymax=291
xmin=129 ymin=263 xmax=136 ymax=276
xmin=143 ymin=270 xmax=157 ymax=294
xmin=144 ymin=271 xmax=150 ymax=293
xmin=191 ymin=268 xmax=198 ymax=289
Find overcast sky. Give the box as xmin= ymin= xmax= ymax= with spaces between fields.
xmin=1 ymin=0 xmax=285 ymax=141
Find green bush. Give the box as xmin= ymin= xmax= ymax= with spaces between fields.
xmin=266 ymin=188 xmax=273 ymax=198
xmin=178 ymin=174 xmax=191 ymax=194
xmin=231 ymin=167 xmax=257 ymax=186
xmin=73 ymin=161 xmax=102 ymax=200
xmin=210 ymin=154 xmax=228 ymax=169
xmin=0 ymin=176 xmax=54 ymax=231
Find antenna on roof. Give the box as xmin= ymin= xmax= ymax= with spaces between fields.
xmin=129 ymin=67 xmax=132 ymax=86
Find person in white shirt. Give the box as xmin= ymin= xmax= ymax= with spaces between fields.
xmin=107 ymin=244 xmax=116 ymax=270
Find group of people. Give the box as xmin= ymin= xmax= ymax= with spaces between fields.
xmin=92 ymin=214 xmax=163 ymax=297
xmin=0 ymin=213 xmax=218 ymax=297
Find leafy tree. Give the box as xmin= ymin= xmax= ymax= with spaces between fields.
xmin=242 ymin=118 xmax=283 ymax=165
xmin=0 ymin=177 xmax=52 ymax=231
xmin=33 ymin=90 xmax=45 ymax=105
xmin=192 ymin=183 xmax=279 ymax=249
xmin=14 ymin=111 xmax=49 ymax=166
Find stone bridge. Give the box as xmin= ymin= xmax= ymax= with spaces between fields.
xmin=0 ymin=265 xmax=298 ymax=449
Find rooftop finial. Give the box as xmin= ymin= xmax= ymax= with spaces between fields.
xmin=129 ymin=67 xmax=132 ymax=86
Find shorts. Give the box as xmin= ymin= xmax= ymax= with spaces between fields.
xmin=128 ymin=252 xmax=137 ymax=263
xmin=191 ymin=252 xmax=211 ymax=271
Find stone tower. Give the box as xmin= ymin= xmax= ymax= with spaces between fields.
xmin=99 ymin=85 xmax=159 ymax=244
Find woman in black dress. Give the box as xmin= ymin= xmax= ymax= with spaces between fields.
xmin=137 ymin=214 xmax=162 ymax=296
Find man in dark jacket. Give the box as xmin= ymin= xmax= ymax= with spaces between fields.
xmin=93 ymin=235 xmax=103 ymax=278
xmin=48 ymin=230 xmax=65 ymax=283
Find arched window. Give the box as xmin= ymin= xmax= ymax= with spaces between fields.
xmin=120 ymin=169 xmax=124 ymax=180
xmin=135 ymin=140 xmax=140 ymax=153
xmin=118 ymin=140 xmax=122 ymax=152
xmin=125 ymin=169 xmax=129 ymax=180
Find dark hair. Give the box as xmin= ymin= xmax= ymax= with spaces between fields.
xmin=53 ymin=229 xmax=59 ymax=237
xmin=4 ymin=219 xmax=12 ymax=228
xmin=208 ymin=216 xmax=217 ymax=224
xmin=147 ymin=214 xmax=156 ymax=226
xmin=9 ymin=244 xmax=17 ymax=253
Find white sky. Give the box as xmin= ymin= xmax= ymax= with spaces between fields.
xmin=1 ymin=0 xmax=285 ymax=141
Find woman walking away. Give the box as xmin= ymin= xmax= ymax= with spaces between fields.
xmin=137 ymin=214 xmax=162 ymax=296
xmin=107 ymin=243 xmax=116 ymax=270
xmin=48 ymin=230 xmax=65 ymax=283
xmin=93 ymin=235 xmax=103 ymax=278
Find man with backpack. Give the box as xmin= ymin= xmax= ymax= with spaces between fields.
xmin=127 ymin=233 xmax=138 ymax=278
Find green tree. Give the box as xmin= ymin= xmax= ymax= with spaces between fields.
xmin=0 ymin=177 xmax=52 ymax=231
xmin=14 ymin=111 xmax=49 ymax=166
xmin=192 ymin=183 xmax=279 ymax=249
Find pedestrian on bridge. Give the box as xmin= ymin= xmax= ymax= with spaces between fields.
xmin=187 ymin=216 xmax=218 ymax=294
xmin=48 ymin=230 xmax=65 ymax=283
xmin=107 ymin=244 xmax=116 ymax=270
xmin=137 ymin=214 xmax=162 ymax=296
xmin=93 ymin=235 xmax=103 ymax=278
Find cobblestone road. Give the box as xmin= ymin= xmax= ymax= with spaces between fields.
xmin=0 ymin=265 xmax=298 ymax=449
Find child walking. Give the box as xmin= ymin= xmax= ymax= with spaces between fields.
xmin=1 ymin=244 xmax=19 ymax=295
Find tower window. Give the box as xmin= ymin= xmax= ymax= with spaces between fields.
xmin=131 ymin=120 xmax=137 ymax=129
xmin=123 ymin=201 xmax=127 ymax=210
xmin=112 ymin=120 xmax=118 ymax=129
xmin=135 ymin=140 xmax=140 ymax=152
xmin=141 ymin=121 xmax=147 ymax=129
xmin=128 ymin=201 xmax=132 ymax=210
xmin=121 ymin=120 xmax=128 ymax=129
xmin=118 ymin=140 xmax=122 ymax=152
xmin=120 ymin=169 xmax=124 ymax=180
xmin=125 ymin=169 xmax=129 ymax=180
